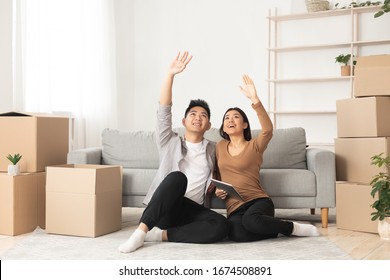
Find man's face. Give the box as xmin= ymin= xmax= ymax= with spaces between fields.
xmin=182 ymin=106 xmax=211 ymax=134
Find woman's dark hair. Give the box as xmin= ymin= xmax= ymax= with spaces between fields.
xmin=219 ymin=107 xmax=252 ymax=141
xmin=184 ymin=99 xmax=211 ymax=119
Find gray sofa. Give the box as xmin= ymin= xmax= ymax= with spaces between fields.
xmin=67 ymin=127 xmax=336 ymax=228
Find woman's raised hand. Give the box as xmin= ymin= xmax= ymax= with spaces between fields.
xmin=169 ymin=51 xmax=193 ymax=75
xmin=239 ymin=74 xmax=260 ymax=104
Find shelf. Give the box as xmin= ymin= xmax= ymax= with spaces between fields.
xmin=353 ymin=39 xmax=390 ymax=47
xmin=267 ymin=6 xmax=381 ymax=21
xmin=268 ymin=42 xmax=351 ymax=52
xmin=267 ymin=5 xmax=388 ymax=145
xmin=268 ymin=111 xmax=336 ymax=115
xmin=267 ymin=76 xmax=352 ymax=83
xmin=268 ymin=39 xmax=390 ymax=52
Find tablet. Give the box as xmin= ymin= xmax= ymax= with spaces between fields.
xmin=210 ymin=179 xmax=244 ymax=201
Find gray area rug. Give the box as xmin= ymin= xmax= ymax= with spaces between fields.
xmin=0 ymin=228 xmax=350 ymax=260
xmin=1 ymin=208 xmax=350 ymax=260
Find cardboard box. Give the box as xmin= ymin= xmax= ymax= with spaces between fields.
xmin=0 ymin=112 xmax=69 ymax=173
xmin=336 ymin=97 xmax=390 ymax=137
xmin=354 ymin=55 xmax=390 ymax=97
xmin=335 ymin=137 xmax=389 ymax=184
xmin=46 ymin=164 xmax=122 ymax=237
xmin=0 ymin=172 xmax=45 ymax=236
xmin=336 ymin=182 xmax=378 ymax=233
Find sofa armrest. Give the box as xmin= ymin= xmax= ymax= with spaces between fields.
xmin=306 ymin=148 xmax=336 ymax=208
xmin=67 ymin=147 xmax=102 ymax=164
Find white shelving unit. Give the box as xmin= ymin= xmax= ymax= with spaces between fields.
xmin=267 ymin=6 xmax=390 ymax=147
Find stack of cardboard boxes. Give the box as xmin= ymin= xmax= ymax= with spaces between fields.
xmin=0 ymin=112 xmax=122 ymax=238
xmin=335 ymin=55 xmax=390 ymax=233
xmin=0 ymin=112 xmax=69 ymax=236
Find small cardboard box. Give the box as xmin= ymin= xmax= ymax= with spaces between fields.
xmin=336 ymin=182 xmax=378 ymax=233
xmin=0 ymin=112 xmax=69 ymax=173
xmin=0 ymin=172 xmax=45 ymax=236
xmin=46 ymin=164 xmax=122 ymax=237
xmin=336 ymin=97 xmax=390 ymax=137
xmin=335 ymin=137 xmax=389 ymax=184
xmin=354 ymin=55 xmax=390 ymax=97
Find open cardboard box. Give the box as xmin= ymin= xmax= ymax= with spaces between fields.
xmin=0 ymin=112 xmax=69 ymax=173
xmin=45 ymin=164 xmax=122 ymax=237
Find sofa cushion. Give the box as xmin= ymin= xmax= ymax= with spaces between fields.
xmin=122 ymin=168 xmax=157 ymax=196
xmin=260 ymin=127 xmax=307 ymax=169
xmin=101 ymin=127 xmax=307 ymax=169
xmin=101 ymin=129 xmax=159 ymax=168
xmin=260 ymin=169 xmax=315 ymax=197
xmin=183 ymin=127 xmax=307 ymax=169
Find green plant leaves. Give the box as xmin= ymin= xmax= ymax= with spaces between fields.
xmin=370 ymin=153 xmax=390 ymax=221
xmin=6 ymin=153 xmax=22 ymax=165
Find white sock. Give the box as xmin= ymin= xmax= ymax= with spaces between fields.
xmin=145 ymin=227 xmax=163 ymax=242
xmin=292 ymin=222 xmax=320 ymax=237
xmin=118 ymin=229 xmax=146 ymax=253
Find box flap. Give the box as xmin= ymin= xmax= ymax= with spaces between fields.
xmin=0 ymin=112 xmax=32 ymax=117
xmin=356 ymin=55 xmax=390 ymax=68
xmin=0 ymin=111 xmax=69 ymax=119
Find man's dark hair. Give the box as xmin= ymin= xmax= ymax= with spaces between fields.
xmin=219 ymin=107 xmax=252 ymax=141
xmin=184 ymin=99 xmax=211 ymax=119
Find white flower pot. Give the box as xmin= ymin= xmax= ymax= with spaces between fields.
xmin=378 ymin=217 xmax=390 ymax=241
xmin=7 ymin=164 xmax=20 ymax=176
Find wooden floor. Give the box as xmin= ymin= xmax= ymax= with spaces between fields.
xmin=1 ymin=208 xmax=389 ymax=260
xmin=319 ymin=221 xmax=390 ymax=259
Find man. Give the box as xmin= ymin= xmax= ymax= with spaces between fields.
xmin=118 ymin=51 xmax=228 ymax=253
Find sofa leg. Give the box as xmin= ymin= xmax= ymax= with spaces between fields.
xmin=310 ymin=208 xmax=315 ymax=215
xmin=321 ymin=208 xmax=329 ymax=228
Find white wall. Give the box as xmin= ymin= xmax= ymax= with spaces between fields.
xmin=114 ymin=0 xmax=136 ymax=131
xmin=0 ymin=0 xmax=13 ymax=113
xmin=123 ymin=0 xmax=389 ymax=147
xmin=2 ymin=0 xmax=389 ymax=146
xmin=130 ymin=0 xmax=291 ymax=132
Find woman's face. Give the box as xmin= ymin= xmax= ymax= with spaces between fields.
xmin=223 ymin=109 xmax=248 ymax=136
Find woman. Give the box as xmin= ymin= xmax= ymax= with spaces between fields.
xmin=215 ymin=74 xmax=320 ymax=242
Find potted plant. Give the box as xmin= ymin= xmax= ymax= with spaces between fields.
xmin=6 ymin=153 xmax=22 ymax=176
xmin=335 ymin=54 xmax=356 ymax=76
xmin=370 ymin=153 xmax=390 ymax=241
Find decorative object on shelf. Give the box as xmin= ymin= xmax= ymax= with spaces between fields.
xmin=335 ymin=54 xmax=356 ymax=76
xmin=375 ymin=0 xmax=390 ymax=17
xmin=305 ymin=0 xmax=330 ymax=12
xmin=6 ymin=153 xmax=22 ymax=176
xmin=370 ymin=153 xmax=390 ymax=241
xmin=334 ymin=1 xmax=388 ymax=17
xmin=335 ymin=1 xmax=381 ymax=9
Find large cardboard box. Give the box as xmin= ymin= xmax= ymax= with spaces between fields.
xmin=0 ymin=112 xmax=69 ymax=173
xmin=0 ymin=172 xmax=45 ymax=236
xmin=335 ymin=137 xmax=389 ymax=184
xmin=336 ymin=182 xmax=378 ymax=233
xmin=46 ymin=164 xmax=122 ymax=237
xmin=354 ymin=55 xmax=390 ymax=97
xmin=336 ymin=97 xmax=390 ymax=137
